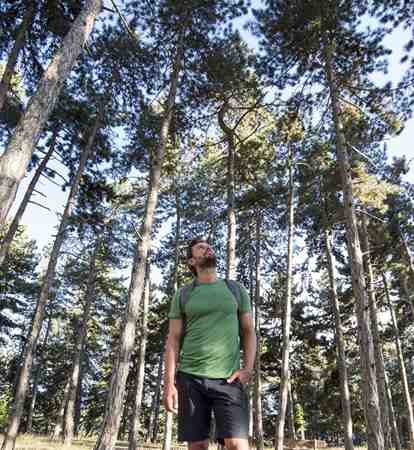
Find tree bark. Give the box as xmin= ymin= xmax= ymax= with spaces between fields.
xmin=253 ymin=213 xmax=264 ymax=450
xmin=128 ymin=263 xmax=150 ymax=450
xmin=63 ymin=241 xmax=100 ymax=446
xmin=149 ymin=354 xmax=164 ymax=443
xmin=26 ymin=317 xmax=51 ymax=433
xmin=162 ymin=185 xmax=182 ymax=450
xmin=400 ymin=274 xmax=414 ymax=320
xmin=275 ymin=145 xmax=295 ymax=450
xmin=218 ymin=101 xmax=237 ymax=279
xmin=163 ymin=413 xmax=173 ymax=450
xmin=287 ymin=383 xmax=296 ymax=440
xmin=51 ymin=377 xmax=71 ymax=440
xmin=360 ymin=215 xmax=392 ymax=450
xmin=324 ymin=43 xmax=384 ymax=450
xmin=1 ymin=113 xmax=100 ymax=450
xmin=384 ymin=365 xmax=401 ymax=450
xmin=0 ymin=128 xmax=58 ymax=266
xmin=94 ymin=33 xmax=183 ymax=450
xmin=324 ymin=228 xmax=354 ymax=450
xmin=400 ymin=230 xmax=414 ymax=283
xmin=0 ymin=0 xmax=102 ymax=227
xmin=382 ymin=273 xmax=414 ymax=449
xmin=74 ymin=361 xmax=83 ymax=437
xmin=0 ymin=1 xmax=36 ymax=112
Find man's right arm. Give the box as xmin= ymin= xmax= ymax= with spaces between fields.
xmin=163 ymin=318 xmax=183 ymax=413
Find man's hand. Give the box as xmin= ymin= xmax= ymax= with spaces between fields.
xmin=164 ymin=383 xmax=178 ymax=414
xmin=227 ymin=368 xmax=253 ymax=386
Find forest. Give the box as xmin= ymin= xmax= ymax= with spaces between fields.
xmin=0 ymin=1 xmax=414 ymax=450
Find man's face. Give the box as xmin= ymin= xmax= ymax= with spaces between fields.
xmin=189 ymin=242 xmax=217 ymax=272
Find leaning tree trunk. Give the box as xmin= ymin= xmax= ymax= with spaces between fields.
xmin=0 ymin=1 xmax=36 ymax=112
xmin=324 ymin=228 xmax=354 ymax=450
xmin=218 ymin=101 xmax=237 ymax=279
xmin=128 ymin=263 xmax=151 ymax=450
xmin=275 ymin=146 xmax=295 ymax=450
xmin=94 ymin=35 xmax=183 ymax=450
xmin=324 ymin=43 xmax=384 ymax=450
xmin=0 ymin=0 xmax=102 ymax=227
xmin=63 ymin=241 xmax=100 ymax=446
xmin=26 ymin=317 xmax=51 ymax=433
xmin=360 ymin=215 xmax=392 ymax=450
xmin=51 ymin=377 xmax=71 ymax=440
xmin=1 ymin=114 xmax=100 ymax=450
xmin=0 ymin=128 xmax=58 ymax=266
xmin=383 ymin=273 xmax=414 ymax=449
xmin=254 ymin=212 xmax=264 ymax=450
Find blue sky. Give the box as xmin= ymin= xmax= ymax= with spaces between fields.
xmin=9 ymin=1 xmax=414 ymax=254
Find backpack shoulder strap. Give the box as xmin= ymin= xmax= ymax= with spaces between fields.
xmin=179 ymin=279 xmax=198 ymax=316
xmin=178 ymin=279 xmax=198 ymax=351
xmin=224 ymin=279 xmax=243 ymax=311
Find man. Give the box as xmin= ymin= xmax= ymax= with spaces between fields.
xmin=164 ymin=238 xmax=257 ymax=450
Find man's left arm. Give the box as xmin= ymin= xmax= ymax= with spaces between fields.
xmin=227 ymin=312 xmax=257 ymax=385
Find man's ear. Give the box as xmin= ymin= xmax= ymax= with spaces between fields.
xmin=188 ymin=257 xmax=196 ymax=268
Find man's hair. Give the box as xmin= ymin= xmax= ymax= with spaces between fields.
xmin=186 ymin=238 xmax=208 ymax=276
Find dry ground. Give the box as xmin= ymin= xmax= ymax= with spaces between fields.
xmin=0 ymin=435 xmax=357 ymax=450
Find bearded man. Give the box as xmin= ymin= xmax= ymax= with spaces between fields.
xmin=163 ymin=238 xmax=257 ymax=450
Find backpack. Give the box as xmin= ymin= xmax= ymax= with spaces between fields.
xmin=178 ymin=278 xmax=244 ymax=349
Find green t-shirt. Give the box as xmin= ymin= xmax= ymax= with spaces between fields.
xmin=168 ymin=279 xmax=251 ymax=379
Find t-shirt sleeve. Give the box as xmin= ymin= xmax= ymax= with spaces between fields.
xmin=239 ymin=283 xmax=251 ymax=314
xmin=168 ymin=289 xmax=183 ymax=319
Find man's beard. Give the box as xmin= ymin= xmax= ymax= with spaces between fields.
xmin=198 ymin=254 xmax=217 ymax=271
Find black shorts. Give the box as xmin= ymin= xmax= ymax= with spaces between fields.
xmin=176 ymin=371 xmax=249 ymax=444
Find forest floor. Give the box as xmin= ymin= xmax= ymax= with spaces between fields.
xmin=1 ymin=434 xmax=190 ymax=450
xmin=1 ymin=435 xmax=354 ymax=450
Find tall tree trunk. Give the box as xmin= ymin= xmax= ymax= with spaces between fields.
xmin=384 ymin=365 xmax=402 ymax=450
xmin=1 ymin=113 xmax=100 ymax=450
xmin=94 ymin=36 xmax=183 ymax=449
xmin=0 ymin=0 xmax=102 ymax=226
xmin=382 ymin=273 xmax=414 ymax=449
xmin=0 ymin=128 xmax=58 ymax=266
xmin=248 ymin=242 xmax=255 ymax=440
xmin=360 ymin=215 xmax=392 ymax=450
xmin=324 ymin=228 xmax=354 ymax=450
xmin=128 ymin=264 xmax=151 ymax=450
xmin=0 ymin=1 xmax=36 ymax=112
xmin=26 ymin=317 xmax=51 ymax=433
xmin=287 ymin=383 xmax=296 ymax=440
xmin=149 ymin=354 xmax=164 ymax=443
xmin=218 ymin=101 xmax=237 ymax=279
xmin=400 ymin=274 xmax=414 ymax=319
xmin=275 ymin=146 xmax=295 ymax=450
xmin=74 ymin=361 xmax=83 ymax=437
xmin=400 ymin=231 xmax=414 ymax=283
xmin=63 ymin=241 xmax=100 ymax=446
xmin=163 ymin=413 xmax=173 ymax=450
xmin=51 ymin=377 xmax=71 ymax=440
xmin=254 ymin=213 xmax=264 ymax=450
xmin=162 ymin=185 xmax=182 ymax=450
xmin=324 ymin=43 xmax=384 ymax=450
xmin=145 ymin=353 xmax=164 ymax=442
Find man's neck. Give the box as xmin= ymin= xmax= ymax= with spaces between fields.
xmin=196 ymin=268 xmax=217 ymax=284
